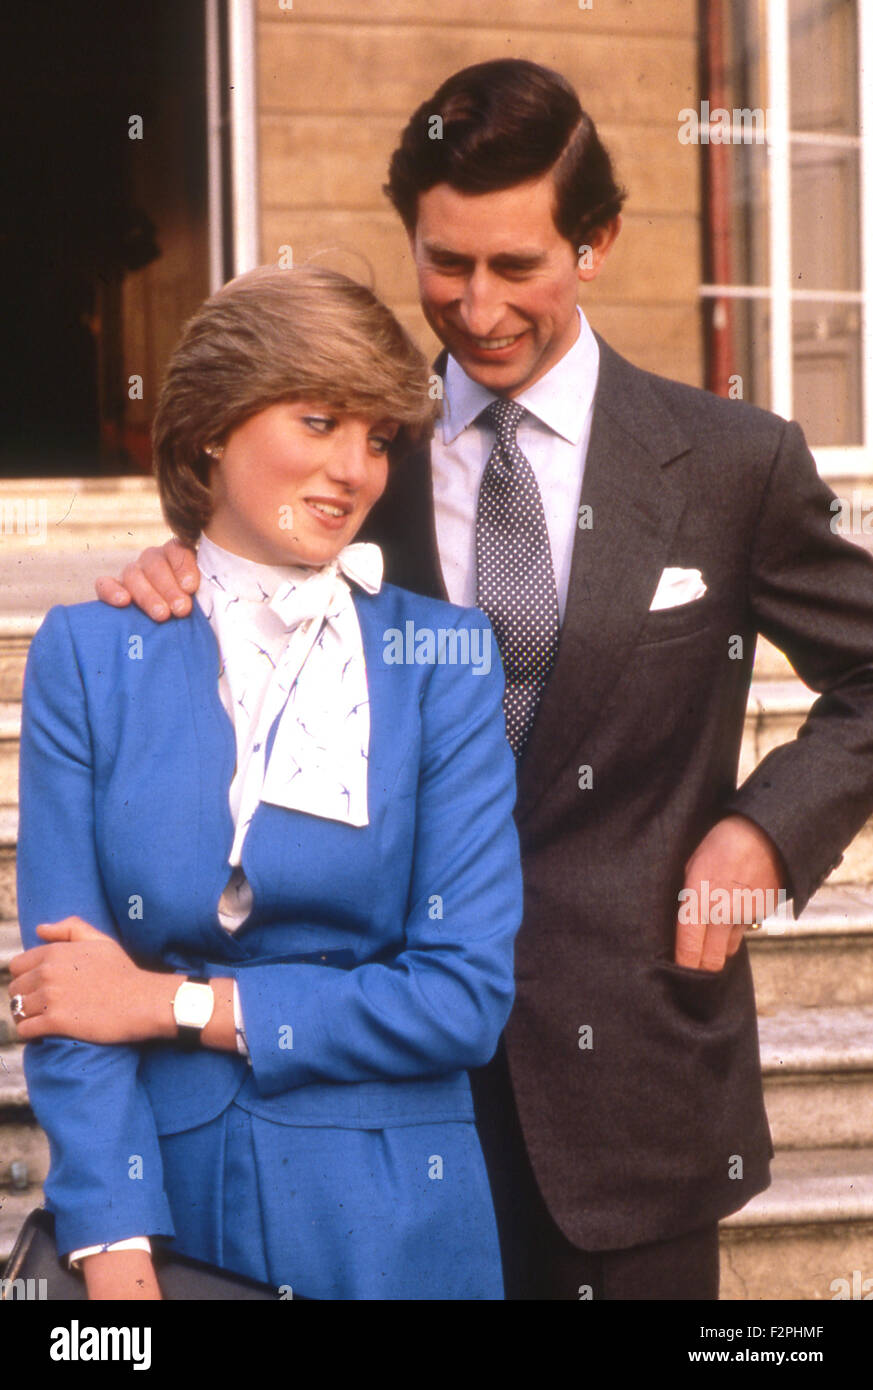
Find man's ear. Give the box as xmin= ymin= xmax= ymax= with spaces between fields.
xmin=576 ymin=215 xmax=622 ymax=284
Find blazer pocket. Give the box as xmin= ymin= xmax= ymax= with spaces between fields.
xmin=650 ymin=951 xmax=742 ymax=1025
xmin=636 ymin=594 xmax=714 ymax=645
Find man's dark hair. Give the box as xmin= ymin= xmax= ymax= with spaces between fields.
xmin=385 ymin=59 xmax=627 ymax=247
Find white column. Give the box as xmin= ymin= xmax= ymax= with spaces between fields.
xmin=859 ymin=0 xmax=872 ymax=453
xmin=767 ymin=0 xmax=793 ymax=421
xmin=228 ymin=0 xmax=261 ymax=276
xmin=205 ymin=0 xmax=225 ymax=293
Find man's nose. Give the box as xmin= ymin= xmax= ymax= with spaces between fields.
xmin=458 ymin=270 xmax=505 ymax=337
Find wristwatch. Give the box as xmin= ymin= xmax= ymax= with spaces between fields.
xmin=173 ymin=974 xmax=215 ymax=1048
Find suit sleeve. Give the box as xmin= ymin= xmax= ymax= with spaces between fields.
xmin=17 ymin=606 xmax=174 ymax=1256
xmin=235 ymin=610 xmax=523 ymax=1097
xmin=723 ymin=419 xmax=873 ymax=915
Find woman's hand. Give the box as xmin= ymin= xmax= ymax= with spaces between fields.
xmin=81 ymin=1249 xmax=163 ymax=1301
xmin=8 ymin=917 xmax=177 ymax=1044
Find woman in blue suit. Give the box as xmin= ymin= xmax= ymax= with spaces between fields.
xmin=9 ymin=265 xmax=522 ymax=1300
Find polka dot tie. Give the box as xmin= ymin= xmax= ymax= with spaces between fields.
xmin=475 ymin=399 xmax=560 ymax=756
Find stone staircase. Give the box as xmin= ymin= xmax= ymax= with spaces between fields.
xmin=1 ymin=476 xmax=873 ymax=1299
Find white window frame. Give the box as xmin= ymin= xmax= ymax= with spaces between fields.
xmin=700 ymin=0 xmax=872 ymax=477
xmin=205 ymin=0 xmax=260 ymax=292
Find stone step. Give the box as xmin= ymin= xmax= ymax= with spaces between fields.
xmin=0 ymin=809 xmax=18 ymax=922
xmin=0 ymin=618 xmax=35 ymax=703
xmin=738 ymin=681 xmax=873 ymax=882
xmin=759 ymin=1005 xmax=873 ymax=1149
xmin=0 ymin=1047 xmax=28 ymax=1110
xmin=0 ymin=476 xmax=166 ymax=557
xmin=739 ymin=679 xmax=817 ymax=784
xmin=0 ymin=1048 xmax=49 ymax=1195
xmin=0 ymin=922 xmax=21 ymax=1045
xmin=0 ymin=919 xmax=20 ymax=973
xmin=0 ymin=1189 xmax=43 ymax=1268
xmin=719 ymin=1146 xmax=873 ymax=1300
xmin=751 ymin=886 xmax=873 ymax=1010
xmin=0 ymin=702 xmax=21 ymax=809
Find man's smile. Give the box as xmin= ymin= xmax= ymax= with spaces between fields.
xmin=456 ymin=327 xmax=530 ymax=358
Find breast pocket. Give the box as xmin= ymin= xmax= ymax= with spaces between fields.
xmin=636 ymin=594 xmax=715 ymax=645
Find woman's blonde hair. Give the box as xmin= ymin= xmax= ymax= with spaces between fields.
xmin=153 ymin=264 xmax=437 ymax=544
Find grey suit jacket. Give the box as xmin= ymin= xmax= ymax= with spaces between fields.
xmin=360 ymin=336 xmax=873 ymax=1247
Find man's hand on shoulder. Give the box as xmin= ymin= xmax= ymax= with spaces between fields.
xmin=95 ymin=538 xmax=200 ymax=620
xmin=675 ymin=814 xmax=787 ymax=971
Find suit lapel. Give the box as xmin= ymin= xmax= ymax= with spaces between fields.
xmin=516 ymin=339 xmax=692 ymax=822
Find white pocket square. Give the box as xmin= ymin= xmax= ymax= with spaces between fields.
xmin=649 ymin=567 xmax=707 ymax=611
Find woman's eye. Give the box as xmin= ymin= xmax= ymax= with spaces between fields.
xmin=369 ymin=435 xmax=395 ymax=455
xmin=302 ymin=415 xmax=335 ymax=433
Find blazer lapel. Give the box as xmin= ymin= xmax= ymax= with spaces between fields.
xmin=516 ymin=338 xmax=692 ymax=822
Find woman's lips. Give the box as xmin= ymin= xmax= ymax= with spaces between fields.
xmin=303 ymin=497 xmax=352 ymax=529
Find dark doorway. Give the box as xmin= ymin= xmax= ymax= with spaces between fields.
xmin=0 ymin=2 xmax=209 ymax=477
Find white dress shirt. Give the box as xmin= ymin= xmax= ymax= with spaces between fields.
xmin=432 ymin=306 xmax=600 ymax=621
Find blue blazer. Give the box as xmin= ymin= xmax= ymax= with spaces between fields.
xmin=17 ymin=585 xmax=522 ymax=1258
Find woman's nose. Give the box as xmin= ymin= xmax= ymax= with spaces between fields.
xmin=325 ymin=424 xmax=372 ymax=486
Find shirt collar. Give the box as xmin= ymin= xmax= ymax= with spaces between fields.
xmin=197 ymin=531 xmax=382 ymax=604
xmin=440 ymin=306 xmax=600 ymax=446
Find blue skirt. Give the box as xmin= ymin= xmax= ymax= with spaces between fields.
xmin=157 ymin=1101 xmax=504 ymax=1300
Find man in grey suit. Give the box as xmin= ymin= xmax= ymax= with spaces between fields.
xmin=97 ymin=60 xmax=873 ymax=1299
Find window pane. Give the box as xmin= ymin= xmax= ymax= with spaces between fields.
xmin=725 ymin=143 xmax=769 ymax=286
xmin=793 ymin=301 xmax=863 ymax=445
xmin=722 ymin=0 xmax=766 ymax=111
xmin=703 ymin=295 xmax=772 ymax=408
xmin=791 ymin=144 xmax=861 ymax=291
xmin=789 ymin=0 xmax=858 ymax=135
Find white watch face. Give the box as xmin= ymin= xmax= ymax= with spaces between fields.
xmin=173 ymin=981 xmax=215 ymax=1030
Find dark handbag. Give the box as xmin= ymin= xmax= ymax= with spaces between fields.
xmin=1 ymin=1208 xmax=292 ymax=1300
